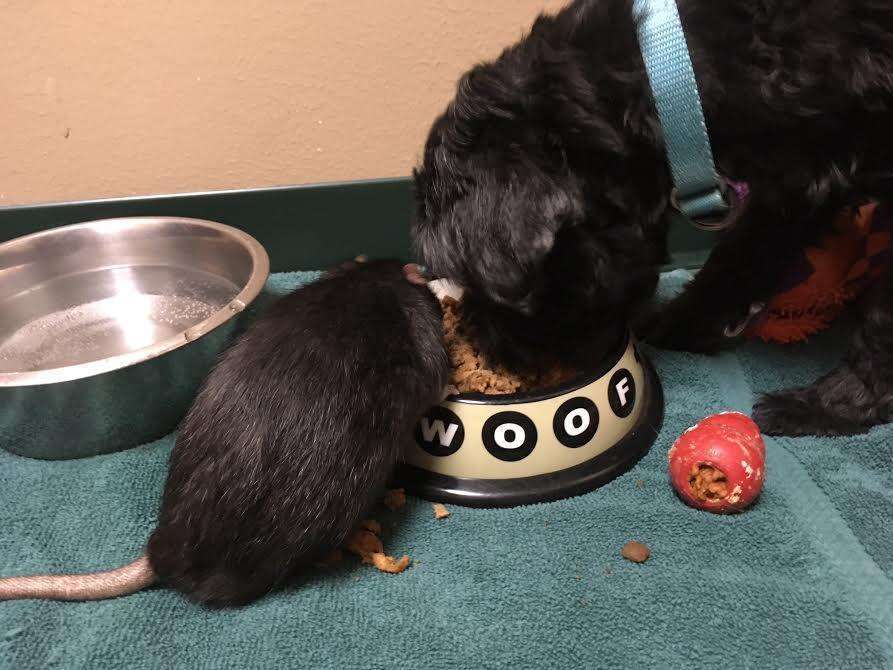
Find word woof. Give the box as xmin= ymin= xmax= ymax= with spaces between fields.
xmin=415 ymin=368 xmax=636 ymax=462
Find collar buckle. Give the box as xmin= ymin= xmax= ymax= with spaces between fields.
xmin=670 ymin=177 xmax=735 ymax=232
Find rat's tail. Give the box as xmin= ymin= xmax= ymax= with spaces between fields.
xmin=0 ymin=555 xmax=156 ymax=601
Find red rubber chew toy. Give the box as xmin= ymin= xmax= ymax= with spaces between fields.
xmin=668 ymin=412 xmax=765 ymax=514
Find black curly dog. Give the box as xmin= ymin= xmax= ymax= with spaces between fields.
xmin=412 ymin=0 xmax=893 ymax=437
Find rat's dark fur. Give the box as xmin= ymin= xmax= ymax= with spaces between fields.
xmin=148 ymin=260 xmax=448 ymax=606
xmin=412 ymin=0 xmax=893 ymax=436
xmin=0 ymin=260 xmax=448 ymax=607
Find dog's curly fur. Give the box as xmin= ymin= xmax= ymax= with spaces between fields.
xmin=413 ymin=0 xmax=893 ymax=437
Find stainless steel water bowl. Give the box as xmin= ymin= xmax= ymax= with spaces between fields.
xmin=0 ymin=217 xmax=269 ymax=459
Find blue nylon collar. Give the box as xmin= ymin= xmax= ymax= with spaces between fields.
xmin=634 ymin=0 xmax=729 ymax=228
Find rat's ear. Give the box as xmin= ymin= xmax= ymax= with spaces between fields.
xmin=402 ymin=264 xmax=429 ymax=286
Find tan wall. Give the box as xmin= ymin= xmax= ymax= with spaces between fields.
xmin=1 ymin=1 xmax=566 ymax=206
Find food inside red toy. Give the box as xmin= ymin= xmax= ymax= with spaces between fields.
xmin=688 ymin=464 xmax=729 ymax=501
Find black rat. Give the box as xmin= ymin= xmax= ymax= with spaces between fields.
xmin=0 ymin=260 xmax=449 ymax=607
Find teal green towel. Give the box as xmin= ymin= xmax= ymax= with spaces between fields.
xmin=1 ymin=270 xmax=891 ymax=669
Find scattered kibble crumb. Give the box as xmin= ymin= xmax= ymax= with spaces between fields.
xmin=635 ymin=479 xmax=645 ymax=488
xmin=433 ymin=503 xmax=450 ymax=519
xmin=345 ymin=523 xmax=411 ymax=575
xmin=383 ymin=488 xmax=406 ymax=511
xmin=368 ymin=553 xmax=411 ymax=574
xmin=621 ymin=541 xmax=651 ymax=564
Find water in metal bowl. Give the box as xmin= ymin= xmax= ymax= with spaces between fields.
xmin=0 ymin=217 xmax=269 ymax=459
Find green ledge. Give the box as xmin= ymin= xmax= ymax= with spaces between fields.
xmin=0 ymin=177 xmax=715 ymax=271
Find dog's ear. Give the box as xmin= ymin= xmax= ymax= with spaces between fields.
xmin=415 ymin=168 xmax=585 ymax=316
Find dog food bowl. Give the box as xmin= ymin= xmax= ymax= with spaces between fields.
xmin=0 ymin=217 xmax=269 ymax=460
xmin=397 ymin=330 xmax=663 ymax=507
